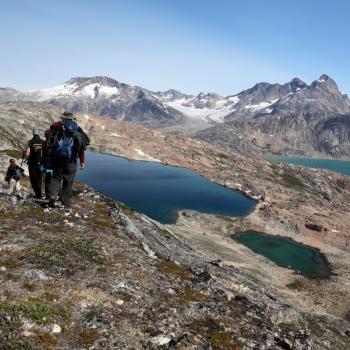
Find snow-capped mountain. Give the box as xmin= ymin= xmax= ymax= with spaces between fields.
xmin=194 ymin=75 xmax=350 ymax=158
xmin=26 ymin=76 xmax=122 ymax=102
xmin=5 ymin=77 xmax=185 ymax=128
xmin=159 ymin=75 xmax=350 ymax=125
xmin=1 ymin=74 xmax=349 ymax=133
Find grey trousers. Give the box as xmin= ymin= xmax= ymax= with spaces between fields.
xmin=49 ymin=160 xmax=77 ymax=208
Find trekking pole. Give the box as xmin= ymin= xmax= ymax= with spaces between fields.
xmin=20 ymin=149 xmax=27 ymax=167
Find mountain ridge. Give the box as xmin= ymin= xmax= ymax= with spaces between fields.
xmin=1 ymin=74 xmax=349 ymax=157
xmin=2 ymin=74 xmax=349 ymax=124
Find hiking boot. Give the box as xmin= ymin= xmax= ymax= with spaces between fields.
xmin=48 ymin=198 xmax=56 ymax=208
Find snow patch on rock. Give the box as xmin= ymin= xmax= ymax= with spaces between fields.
xmin=134 ymin=149 xmax=161 ymax=162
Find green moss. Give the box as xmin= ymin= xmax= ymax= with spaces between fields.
xmin=156 ymin=260 xmax=191 ymax=281
xmin=177 ymin=285 xmax=210 ymax=304
xmin=84 ymin=203 xmax=116 ymax=230
xmin=188 ymin=317 xmax=222 ymax=334
xmin=22 ymin=281 xmax=38 ymax=292
xmin=210 ymin=333 xmax=238 ymax=350
xmin=188 ymin=317 xmax=238 ymax=349
xmin=118 ymin=202 xmax=135 ymax=215
xmin=279 ymin=171 xmax=306 ymax=190
xmin=279 ymin=320 xmax=304 ymax=333
xmin=0 ymin=148 xmax=23 ymax=159
xmin=25 ymin=237 xmax=104 ymax=273
xmin=0 ymin=306 xmax=33 ymax=350
xmin=29 ymin=207 xmax=45 ymax=220
xmin=0 ymin=299 xmax=68 ymax=326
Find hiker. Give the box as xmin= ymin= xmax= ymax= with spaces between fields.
xmin=25 ymin=128 xmax=45 ymax=198
xmin=44 ymin=111 xmax=89 ymax=210
xmin=5 ymin=159 xmax=25 ymax=195
xmin=43 ymin=129 xmax=54 ymax=199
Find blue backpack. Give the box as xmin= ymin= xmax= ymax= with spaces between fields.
xmin=53 ymin=120 xmax=79 ymax=161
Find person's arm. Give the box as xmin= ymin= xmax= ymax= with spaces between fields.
xmin=79 ymin=150 xmax=85 ymax=169
xmin=25 ymin=142 xmax=30 ymax=158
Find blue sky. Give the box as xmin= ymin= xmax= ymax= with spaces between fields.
xmin=1 ymin=0 xmax=349 ymax=95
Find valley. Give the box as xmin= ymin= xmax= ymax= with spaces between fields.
xmin=0 ymin=90 xmax=349 ymax=349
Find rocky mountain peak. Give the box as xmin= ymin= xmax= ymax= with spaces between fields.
xmin=289 ymin=77 xmax=307 ymax=90
xmin=244 ymin=82 xmax=271 ymax=94
xmin=196 ymin=92 xmax=222 ymax=100
xmin=319 ymin=74 xmax=331 ymax=81
xmin=156 ymin=89 xmax=193 ymax=101
xmin=66 ymin=76 xmax=121 ymax=88
xmin=311 ymin=74 xmax=339 ymax=91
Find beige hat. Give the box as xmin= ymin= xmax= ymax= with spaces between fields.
xmin=61 ymin=111 xmax=76 ymax=120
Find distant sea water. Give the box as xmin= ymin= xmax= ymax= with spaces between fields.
xmin=264 ymin=156 xmax=350 ymax=176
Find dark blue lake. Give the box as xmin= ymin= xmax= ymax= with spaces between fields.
xmin=77 ymin=151 xmax=256 ymax=224
xmin=265 ymin=156 xmax=350 ymax=176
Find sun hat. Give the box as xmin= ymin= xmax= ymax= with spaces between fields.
xmin=61 ymin=111 xmax=76 ymax=120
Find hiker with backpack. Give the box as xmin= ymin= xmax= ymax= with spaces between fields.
xmin=42 ymin=128 xmax=56 ymax=200
xmin=5 ymin=159 xmax=25 ymax=195
xmin=44 ymin=111 xmax=89 ymax=211
xmin=25 ymin=128 xmax=45 ymax=198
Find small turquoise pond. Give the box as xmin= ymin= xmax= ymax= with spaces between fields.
xmin=77 ymin=150 xmax=256 ymax=224
xmin=265 ymin=156 xmax=350 ymax=176
xmin=232 ymin=231 xmax=331 ymax=279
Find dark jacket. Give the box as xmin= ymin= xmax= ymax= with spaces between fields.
xmin=26 ymin=136 xmax=45 ymax=166
xmin=5 ymin=164 xmax=25 ymax=182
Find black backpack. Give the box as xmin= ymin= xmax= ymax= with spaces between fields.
xmin=29 ymin=138 xmax=44 ymax=165
xmin=12 ymin=166 xmax=24 ymax=181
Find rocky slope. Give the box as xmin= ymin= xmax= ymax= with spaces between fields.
xmin=194 ymin=110 xmax=350 ymax=158
xmin=0 ymin=102 xmax=60 ymax=150
xmin=1 ymin=178 xmax=348 ymax=349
